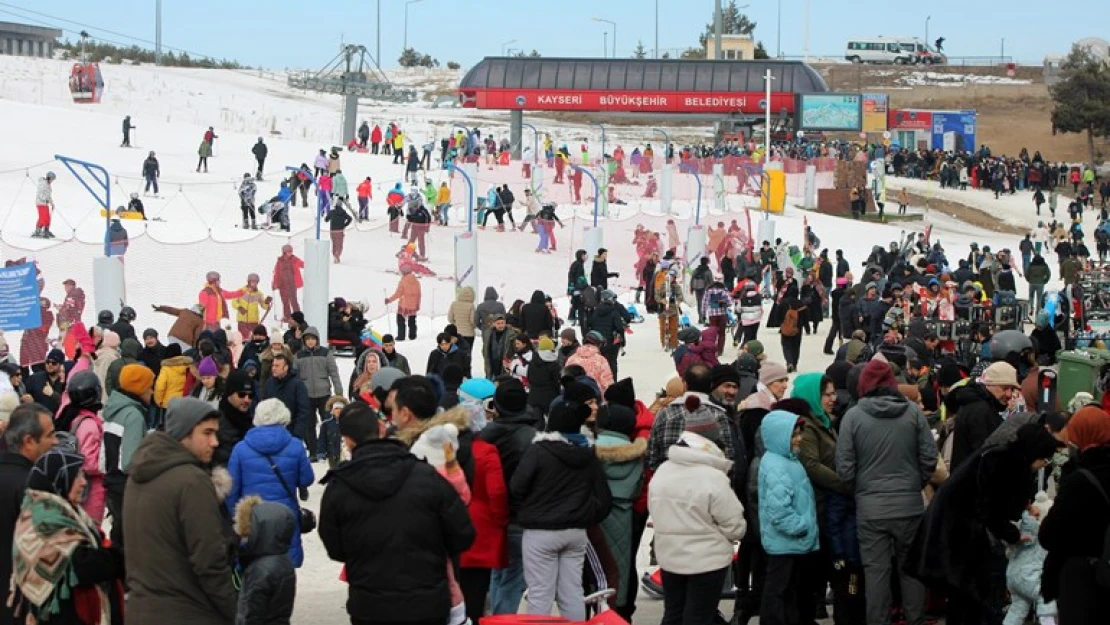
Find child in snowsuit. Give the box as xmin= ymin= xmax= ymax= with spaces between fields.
xmin=234 ymin=496 xmax=297 ymax=625
xmin=1003 ymin=492 xmax=1056 ymax=625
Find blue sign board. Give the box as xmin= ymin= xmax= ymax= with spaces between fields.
xmin=0 ymin=262 xmax=41 ymax=331
xmin=931 ymin=110 xmax=977 ymax=152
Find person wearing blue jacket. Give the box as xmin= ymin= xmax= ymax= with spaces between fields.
xmin=758 ymin=409 xmax=819 ymax=625
xmin=227 ymin=397 xmax=315 ymax=567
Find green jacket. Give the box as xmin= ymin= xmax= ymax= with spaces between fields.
xmin=595 ymin=431 xmax=646 ymax=607
xmin=103 ymin=390 xmax=149 ymax=473
xmin=1026 ymin=261 xmax=1051 ymax=287
xmin=790 ymin=373 xmax=851 ymax=520
xmin=198 ymin=140 xmax=212 ymax=157
xmin=1061 ymin=258 xmax=1084 ymax=285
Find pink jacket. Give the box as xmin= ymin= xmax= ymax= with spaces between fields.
xmin=386 ymin=274 xmax=422 ymax=314
xmin=565 ymin=344 xmax=614 ymax=394
xmin=72 ymin=409 xmax=106 ymax=522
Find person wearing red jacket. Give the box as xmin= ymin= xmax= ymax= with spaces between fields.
xmin=370 ymin=124 xmax=383 ymax=154
xmin=197 ymin=271 xmax=245 ymax=331
xmin=272 ymin=244 xmax=304 ymax=323
xmin=459 ymin=419 xmax=509 ymax=624
xmin=356 ymin=177 xmax=373 ymax=222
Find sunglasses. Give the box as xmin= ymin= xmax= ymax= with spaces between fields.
xmin=46 ymin=360 xmax=60 ymax=366
xmin=233 ymin=391 xmax=253 ymax=399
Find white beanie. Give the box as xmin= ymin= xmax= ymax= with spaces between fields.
xmin=0 ymin=391 xmax=18 ymax=425
xmin=254 ymin=398 xmax=291 ymax=427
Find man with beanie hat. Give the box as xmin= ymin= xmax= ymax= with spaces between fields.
xmin=512 ymin=400 xmax=612 ymax=621
xmin=480 ymin=377 xmax=537 ymax=615
xmin=138 ymin=328 xmax=166 ymax=378
xmin=124 ymin=397 xmax=237 ymax=625
xmin=647 ymin=363 xmax=736 ymax=471
xmin=558 ymin=327 xmax=580 ymax=367
xmin=945 ymin=361 xmax=1018 ymax=470
xmin=836 ymin=359 xmax=937 ymax=625
xmin=25 ymin=348 xmax=66 ymax=414
xmin=103 ymin=363 xmax=155 ymax=546
xmin=214 ymin=370 xmax=255 ymax=467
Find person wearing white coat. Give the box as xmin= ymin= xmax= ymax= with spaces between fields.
xmin=650 ymin=428 xmax=746 ymax=625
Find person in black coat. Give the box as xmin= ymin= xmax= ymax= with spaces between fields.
xmin=946 ymin=380 xmax=1009 ymax=470
xmin=137 ymin=330 xmax=166 ymax=379
xmin=426 ymin=333 xmax=468 ymax=378
xmin=24 ymin=349 xmax=66 ymax=414
xmin=907 ymin=422 xmax=1061 ymax=625
xmin=238 ymin=326 xmax=270 ymax=371
xmin=260 ymin=354 xmax=311 ymax=440
xmin=319 ymin=403 xmax=475 ymax=625
xmin=721 ymin=254 xmax=737 ymax=292
xmin=590 ymin=248 xmax=620 ymax=290
xmin=1039 ymin=408 xmax=1110 ymax=625
xmin=526 ymin=340 xmax=562 ymax=418
xmin=521 ymin=290 xmax=554 ymax=340
xmin=568 ymin=250 xmax=589 ymax=325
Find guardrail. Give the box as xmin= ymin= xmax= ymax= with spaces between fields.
xmin=781 ymin=55 xmax=1030 ymax=67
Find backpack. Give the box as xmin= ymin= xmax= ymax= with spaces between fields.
xmin=690 ymin=267 xmax=709 ymax=291
xmin=780 ymin=308 xmax=801 ymax=337
xmin=1077 ymin=469 xmax=1110 ymax=588
xmin=580 ymin=286 xmax=598 ymax=309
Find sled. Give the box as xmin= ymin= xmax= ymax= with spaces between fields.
xmin=327 ymin=338 xmax=358 ymax=357
xmin=99 ymin=209 xmax=146 ymax=220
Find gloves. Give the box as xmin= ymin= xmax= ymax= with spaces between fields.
xmin=298 ymin=486 xmax=309 ymax=502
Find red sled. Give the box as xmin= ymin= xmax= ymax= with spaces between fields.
xmin=346 ymin=139 xmax=370 ymax=153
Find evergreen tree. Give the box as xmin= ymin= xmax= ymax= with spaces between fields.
xmin=1050 ymin=44 xmax=1110 ymax=166
xmin=698 ymin=0 xmax=757 ymax=49
xmin=633 ymin=40 xmax=647 ymax=59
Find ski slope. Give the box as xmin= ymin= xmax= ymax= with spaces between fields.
xmin=0 ymin=55 xmax=1053 ymax=621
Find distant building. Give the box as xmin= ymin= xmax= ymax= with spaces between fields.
xmin=0 ymin=21 xmax=61 ymax=58
xmin=705 ymin=33 xmax=756 ymax=61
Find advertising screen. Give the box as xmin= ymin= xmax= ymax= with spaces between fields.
xmin=798 ymin=94 xmax=863 ymax=132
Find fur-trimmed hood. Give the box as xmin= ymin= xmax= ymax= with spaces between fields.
xmin=595 ymin=435 xmax=647 ymax=463
xmin=393 ymin=406 xmax=471 ymax=446
xmin=233 ymin=494 xmax=295 ymax=558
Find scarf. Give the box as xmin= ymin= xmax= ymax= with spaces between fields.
xmin=10 ymin=490 xmax=110 ymax=625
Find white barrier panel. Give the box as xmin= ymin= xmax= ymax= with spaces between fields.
xmin=713 ymin=163 xmax=725 ymax=212
xmin=660 ymin=164 xmax=674 ymax=215
xmin=805 ymin=165 xmax=817 ymax=210
xmin=684 ymin=224 xmax=708 ymax=304
xmin=583 ymin=226 xmax=604 ymax=261
xmin=454 ymin=231 xmax=479 ymax=295
xmin=598 ymin=165 xmax=610 ymax=218
xmin=756 ymin=216 xmax=776 ymax=248
xmin=530 ymin=165 xmax=545 ymax=201
xmin=870 ymin=160 xmax=887 ymax=204
xmin=302 ymin=238 xmax=330 ymax=331
xmin=92 ymin=257 xmax=126 ymax=315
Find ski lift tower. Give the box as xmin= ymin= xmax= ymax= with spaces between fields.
xmin=288 ymin=44 xmax=416 ymax=143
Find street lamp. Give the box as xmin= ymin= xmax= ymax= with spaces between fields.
xmin=403 ymin=0 xmax=424 ymax=53
xmin=592 ymin=17 xmax=617 ymax=58
xmin=925 ymin=15 xmax=931 ymax=49
xmin=654 ymin=0 xmax=659 ymax=59
xmin=501 ymin=39 xmax=516 ymax=56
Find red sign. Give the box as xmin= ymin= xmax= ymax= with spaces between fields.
xmin=888 ymin=109 xmax=933 ymax=130
xmin=459 ymin=89 xmax=797 ymax=115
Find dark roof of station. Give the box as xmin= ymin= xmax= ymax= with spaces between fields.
xmin=460 ymin=57 xmax=829 ymax=94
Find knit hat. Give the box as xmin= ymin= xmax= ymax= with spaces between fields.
xmin=410 ymin=423 xmax=460 ymax=467
xmin=494 ymin=378 xmax=528 ymax=415
xmin=604 ymin=377 xmax=636 ymax=409
xmin=459 ymin=378 xmax=496 ymax=402
xmin=118 ymin=364 xmax=155 ymax=396
xmin=290 ymin=311 xmax=306 ymax=326
xmin=563 ymin=379 xmax=599 ymax=405
xmin=979 ymin=362 xmax=1019 ymax=388
xmin=857 ymin=360 xmax=897 ymax=397
xmin=759 ymin=361 xmax=789 ymax=386
xmin=254 ymin=398 xmax=292 ymax=427
xmin=742 ymin=340 xmax=764 ymax=357
xmin=165 ymin=397 xmax=219 ymax=441
xmin=825 ymin=361 xmax=852 ymax=391
xmin=370 ymin=367 xmax=406 ymax=393
xmin=681 ymin=394 xmax=720 ymax=442
xmin=225 ymin=371 xmax=253 ymax=396
xmin=559 ymin=328 xmax=577 ymax=343
xmin=164 ymin=343 xmax=183 ymax=359
xmin=27 ymin=448 xmax=85 ymax=497
xmin=1067 ymin=406 xmax=1110 ymax=451
xmin=711 ymin=364 xmax=741 ymax=389
xmin=45 ymin=348 xmax=65 ymax=364
xmin=547 ymin=400 xmax=591 ymax=434
xmin=597 ymin=404 xmax=636 ymax=439
xmin=936 ymin=358 xmax=966 ymax=388
xmin=536 ymin=336 xmax=558 ymax=362
xmin=0 ymin=391 xmax=18 ymax=425
xmin=142 ymin=328 xmax=158 ymax=340
xmin=197 ymin=356 xmax=219 ymax=378
xmin=102 ymin=330 xmax=120 ymax=349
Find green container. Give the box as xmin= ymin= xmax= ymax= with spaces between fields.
xmin=1057 ymin=348 xmax=1110 ymax=408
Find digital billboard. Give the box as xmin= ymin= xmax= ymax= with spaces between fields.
xmin=798 ymin=93 xmax=863 ymax=132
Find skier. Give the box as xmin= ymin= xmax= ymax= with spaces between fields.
xmin=386 ymin=182 xmax=405 ymax=233
xmin=332 ymin=169 xmax=350 ymax=212
xmin=33 ymin=172 xmax=56 ymax=239
xmin=370 ymin=124 xmax=383 ymax=154
xmin=313 ymin=149 xmax=328 ymax=178
xmin=239 ymin=173 xmax=258 ymax=229
xmin=356 ymin=176 xmax=373 ymax=222
xmin=121 ymin=115 xmax=135 ymax=147
xmin=406 ymin=196 xmax=433 ymax=260
xmin=142 ymin=151 xmax=160 ymax=196
xmin=435 ymin=182 xmax=451 ymax=226
xmin=252 ymin=138 xmax=268 ymax=180
xmin=127 ymin=193 xmax=148 ymax=220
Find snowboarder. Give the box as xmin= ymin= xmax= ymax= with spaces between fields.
xmin=121 ymin=115 xmax=135 ymax=147
xmin=142 ymin=151 xmax=160 ymax=196
xmin=252 ymin=138 xmax=268 ymax=180
xmin=239 ymin=174 xmax=258 ymax=229
xmin=33 ymin=171 xmax=56 ymax=239
xmin=272 ymin=245 xmax=304 ymax=323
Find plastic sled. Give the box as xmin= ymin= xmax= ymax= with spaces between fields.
xmin=328 ymin=338 xmax=357 ymax=357
xmin=679 ymin=314 xmax=692 ymax=329
xmin=99 ymin=209 xmax=145 ymax=220
xmin=626 ymin=305 xmax=644 ymax=323
xmin=481 ymin=617 xmax=571 ymax=625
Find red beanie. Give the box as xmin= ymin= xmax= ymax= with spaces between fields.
xmin=857 ymin=359 xmax=897 ymax=398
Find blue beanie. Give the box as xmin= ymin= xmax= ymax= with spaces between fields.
xmin=459 ymin=378 xmax=496 ymax=402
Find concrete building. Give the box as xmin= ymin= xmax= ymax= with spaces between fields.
xmin=704 ymin=33 xmax=756 ymax=61
xmin=0 ymin=21 xmax=62 ymax=58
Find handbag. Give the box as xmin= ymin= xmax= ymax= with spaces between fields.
xmin=262 ymin=453 xmax=316 ymax=534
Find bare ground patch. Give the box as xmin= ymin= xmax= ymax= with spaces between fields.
xmin=906 ymin=191 xmax=1027 ymax=236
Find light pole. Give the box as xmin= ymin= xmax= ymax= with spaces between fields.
xmin=1001 ymin=38 xmax=1005 ymax=61
xmin=654 ymin=0 xmax=659 ymax=59
xmin=713 ymin=0 xmax=722 ymax=59
xmin=501 ymin=39 xmax=516 ymax=56
xmin=603 ymin=31 xmax=608 ymax=58
xmin=155 ymin=0 xmax=162 ymax=66
xmin=592 ymin=17 xmax=616 ymax=58
xmin=403 ymin=0 xmax=423 ymax=53
xmin=522 ymin=122 xmax=539 ymax=165
xmin=376 ymin=0 xmax=381 ymax=69
xmin=925 ymin=15 xmax=931 ymax=49
xmin=777 ymin=0 xmax=782 ymax=57
xmin=652 ymin=128 xmax=671 ymax=165
xmin=590 ymin=121 xmax=607 ymax=160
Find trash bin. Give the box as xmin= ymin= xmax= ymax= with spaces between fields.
xmin=1056 ymin=348 xmax=1110 ymax=408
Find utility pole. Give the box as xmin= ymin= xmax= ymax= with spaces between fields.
xmin=155 ymin=0 xmax=162 ymax=65
xmin=713 ymin=0 xmax=722 ymax=59
xmin=376 ymin=0 xmax=381 ymax=69
xmin=777 ymin=0 xmax=782 ymax=57
xmin=802 ymin=0 xmax=810 ymax=61
xmin=654 ymin=0 xmax=659 ymax=59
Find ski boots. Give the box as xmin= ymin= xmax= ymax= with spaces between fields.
xmin=43 ymin=228 xmax=56 ymax=239
xmin=31 ymin=227 xmax=42 ymax=238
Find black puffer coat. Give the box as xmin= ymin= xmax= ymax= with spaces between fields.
xmin=318 ymin=439 xmax=475 ymax=623
xmin=947 ymin=384 xmax=1005 ymax=471
xmin=510 ymin=432 xmax=612 ymax=530
xmin=520 ymin=290 xmax=553 ymax=340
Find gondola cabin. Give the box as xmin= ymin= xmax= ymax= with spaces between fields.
xmin=69 ymin=62 xmax=104 ymax=104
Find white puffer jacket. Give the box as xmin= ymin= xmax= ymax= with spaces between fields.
xmin=649 ymin=431 xmax=746 ymax=575
xmin=35 ymin=178 xmax=52 ymax=205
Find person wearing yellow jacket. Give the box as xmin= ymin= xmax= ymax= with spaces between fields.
xmin=436 ymin=182 xmax=452 ymax=226
xmin=153 ymin=344 xmax=194 ymax=409
xmin=231 ymin=273 xmax=272 ymax=337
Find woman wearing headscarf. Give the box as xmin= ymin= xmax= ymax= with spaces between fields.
xmin=10 ymin=447 xmax=125 ymax=625
xmin=1039 ymin=406 xmax=1110 ymax=625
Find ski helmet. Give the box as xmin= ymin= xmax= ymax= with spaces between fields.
xmin=45 ymin=171 xmax=56 ymax=181
xmin=206 ymin=271 xmax=220 ymax=282
xmin=988 ymin=330 xmax=1033 ymax=364
xmin=118 ymin=306 xmax=136 ymax=323
xmin=66 ymin=371 xmax=102 ymax=410
xmin=130 ymin=192 xmax=138 ymax=200
xmin=600 ymin=289 xmax=617 ymax=303
xmin=97 ymin=310 xmax=114 ymax=326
